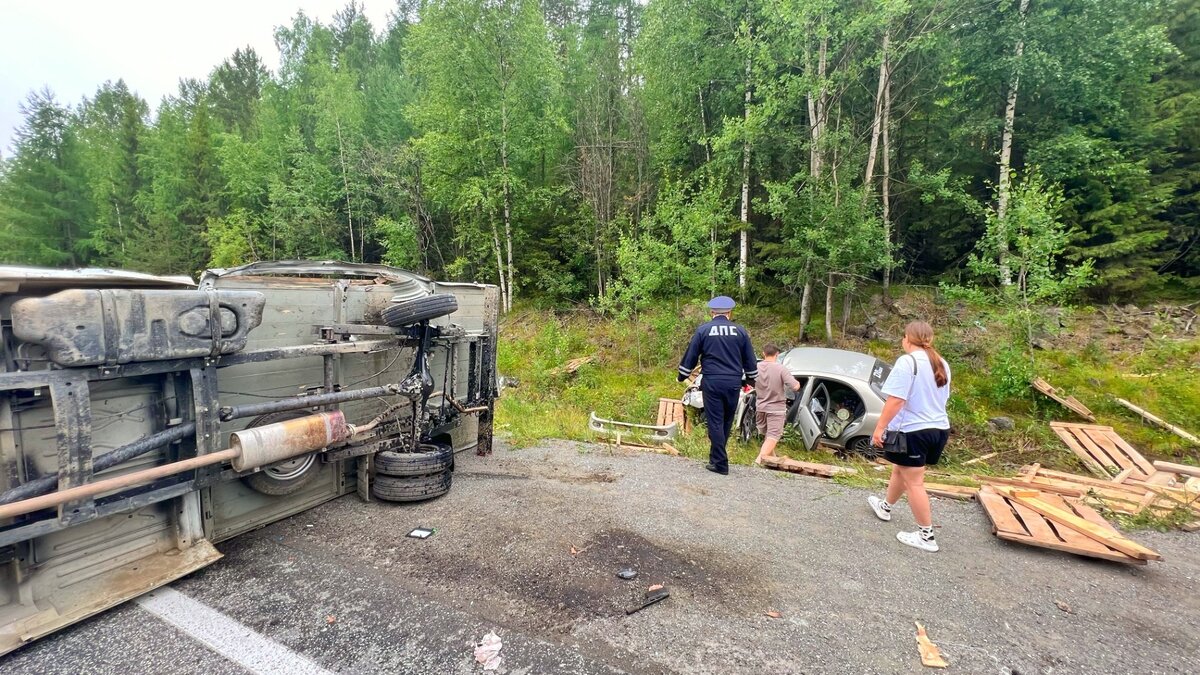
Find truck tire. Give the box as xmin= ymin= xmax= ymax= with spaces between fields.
xmin=382 ymin=294 xmax=458 ymax=327
xmin=375 ymin=442 xmax=452 ymax=477
xmin=242 ymin=410 xmax=320 ymax=496
xmin=371 ymin=471 xmax=451 ymax=502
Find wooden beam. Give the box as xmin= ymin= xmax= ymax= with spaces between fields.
xmin=1113 ymin=398 xmax=1200 ymax=445
xmin=1153 ymin=461 xmax=1200 ymax=479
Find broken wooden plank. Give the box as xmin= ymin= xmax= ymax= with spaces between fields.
xmin=1153 ymin=460 xmax=1200 ymax=479
xmin=924 ymin=483 xmax=979 ymax=501
xmin=761 ymin=456 xmax=856 ymax=478
xmin=1049 ymin=423 xmax=1153 ymax=479
xmin=1032 ymin=378 xmax=1096 ymax=421
xmin=548 ymin=355 xmax=595 ymax=376
xmin=962 ymin=452 xmax=998 ymax=466
xmin=1111 ymin=467 xmax=1136 ymax=484
xmin=976 ymin=476 xmax=1085 ymax=498
xmin=998 ymin=488 xmax=1162 ymax=561
xmin=1113 ymin=398 xmax=1200 ymax=445
xmin=977 ymin=487 xmax=1145 ymax=565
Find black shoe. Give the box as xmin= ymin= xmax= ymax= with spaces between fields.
xmin=705 ymin=463 xmax=729 ymax=475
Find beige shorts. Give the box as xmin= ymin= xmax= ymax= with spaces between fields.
xmin=756 ymin=411 xmax=787 ymax=440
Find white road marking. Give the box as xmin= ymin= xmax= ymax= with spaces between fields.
xmin=134 ymin=586 xmax=335 ymax=675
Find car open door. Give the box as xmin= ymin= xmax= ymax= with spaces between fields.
xmin=794 ymin=404 xmax=823 ymax=450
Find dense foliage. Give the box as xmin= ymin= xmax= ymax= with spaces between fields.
xmin=1 ymin=0 xmax=1197 ymax=309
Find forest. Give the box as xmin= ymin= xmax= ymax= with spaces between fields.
xmin=0 ymin=0 xmax=1198 ymax=324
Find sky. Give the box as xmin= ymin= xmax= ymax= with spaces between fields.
xmin=0 ymin=1 xmax=395 ymax=157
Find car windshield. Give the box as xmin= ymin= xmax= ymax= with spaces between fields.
xmin=868 ymin=358 xmax=891 ymax=399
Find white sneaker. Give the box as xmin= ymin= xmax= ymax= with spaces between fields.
xmin=897 ymin=530 xmax=939 ymax=552
xmin=867 ymin=496 xmax=892 ymax=522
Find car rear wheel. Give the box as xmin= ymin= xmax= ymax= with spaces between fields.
xmin=381 ymin=294 xmax=458 ymax=327
xmin=847 ymin=435 xmax=879 ymax=460
xmin=242 ymin=411 xmax=321 ymax=496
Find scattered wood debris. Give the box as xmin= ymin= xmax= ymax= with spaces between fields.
xmin=1032 ymin=378 xmax=1095 ymax=421
xmin=761 ymin=456 xmax=856 ymax=478
xmin=1055 ymin=600 xmax=1074 ymax=615
xmin=548 ymin=356 xmax=594 ymax=376
xmin=1112 ymin=398 xmax=1200 ymax=445
xmin=765 ymin=609 xmax=782 ymax=619
xmin=656 ymin=398 xmax=691 ymax=433
xmin=979 ymin=465 xmax=1200 ymax=522
xmin=914 ymin=622 xmax=948 ymax=668
xmin=1154 ymin=461 xmax=1200 ymax=479
xmin=924 ymin=483 xmax=979 ymax=501
xmin=1049 ymin=422 xmax=1156 ymax=479
xmin=961 ymin=452 xmax=998 ymax=466
xmin=978 ymin=486 xmax=1161 ymax=564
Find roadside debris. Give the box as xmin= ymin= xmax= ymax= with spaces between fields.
xmin=923 ymin=483 xmax=979 ymax=501
xmin=979 ymin=465 xmax=1200 ymax=523
xmin=616 ymin=568 xmax=638 ymax=580
xmin=625 ymin=587 xmax=670 ymax=615
xmin=765 ymin=609 xmax=782 ymax=619
xmin=474 ymin=631 xmax=503 ymax=671
xmin=656 ymin=398 xmax=691 ymax=433
xmin=761 ymin=456 xmax=855 ymax=478
xmin=914 ymin=622 xmax=948 ymax=668
xmin=325 ymin=615 xmax=337 ymax=624
xmin=1055 ymin=600 xmax=1074 ymax=614
xmin=549 ymin=356 xmax=594 ymax=376
xmin=978 ymin=486 xmax=1162 ymax=564
xmin=961 ymin=452 xmax=998 ymax=466
xmin=1031 ymin=378 xmax=1096 ymax=421
xmin=407 ymin=527 xmax=434 ymax=539
xmin=1049 ymin=422 xmax=1156 ymax=479
xmin=1112 ymin=398 xmax=1200 ymax=445
xmin=647 ymin=584 xmax=664 ymax=592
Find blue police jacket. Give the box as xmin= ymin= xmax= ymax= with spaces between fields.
xmin=677 ymin=315 xmax=758 ymax=383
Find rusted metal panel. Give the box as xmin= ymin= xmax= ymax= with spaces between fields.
xmin=11 ymin=289 xmax=265 ymax=367
xmin=49 ymin=377 xmax=94 ymax=524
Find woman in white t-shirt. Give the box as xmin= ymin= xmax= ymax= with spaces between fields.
xmin=866 ymin=321 xmax=951 ymax=552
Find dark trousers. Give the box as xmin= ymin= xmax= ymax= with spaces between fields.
xmin=702 ymin=378 xmax=741 ymax=472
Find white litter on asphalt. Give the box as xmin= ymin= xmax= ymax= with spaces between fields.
xmin=134 ymin=586 xmax=335 ymax=675
xmin=474 ymin=631 xmax=503 ymax=670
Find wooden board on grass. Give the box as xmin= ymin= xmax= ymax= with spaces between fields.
xmin=1032 ymin=378 xmax=1096 ymax=421
xmin=977 ymin=487 xmax=1148 ymax=565
xmin=656 ymin=398 xmax=690 ymax=433
xmin=1050 ymin=422 xmax=1154 ymax=479
xmin=761 ymin=456 xmax=856 ymax=478
xmin=924 ymin=483 xmax=979 ymax=501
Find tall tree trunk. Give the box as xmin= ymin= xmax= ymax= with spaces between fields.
xmin=739 ymin=24 xmax=753 ymax=293
xmin=841 ymin=285 xmax=853 ymax=332
xmin=825 ymin=272 xmax=835 ymax=346
xmin=490 ymin=215 xmax=507 ymax=311
xmin=799 ymin=268 xmax=813 ymax=342
xmin=881 ymin=52 xmax=894 ymax=295
xmin=698 ymin=85 xmax=712 ymax=163
xmin=864 ymin=31 xmax=890 ymax=195
xmin=996 ymin=0 xmax=1031 ymax=286
xmin=500 ymin=90 xmax=514 ymax=313
xmin=335 ymin=117 xmax=355 ymax=261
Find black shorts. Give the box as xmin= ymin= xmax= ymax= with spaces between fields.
xmin=884 ymin=428 xmax=949 ymax=467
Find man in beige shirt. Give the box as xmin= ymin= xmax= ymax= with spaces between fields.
xmin=754 ymin=344 xmax=801 ymax=465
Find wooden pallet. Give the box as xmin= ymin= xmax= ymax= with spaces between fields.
xmin=761 ymin=456 xmax=856 ymax=478
xmin=1049 ymin=422 xmax=1155 ymax=479
xmin=1032 ymin=378 xmax=1096 ymax=421
xmin=980 ymin=465 xmax=1200 ymax=519
xmin=656 ymin=398 xmax=690 ymax=433
xmin=978 ymin=486 xmax=1156 ymax=565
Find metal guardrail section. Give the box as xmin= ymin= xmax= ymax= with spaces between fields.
xmin=588 ymin=412 xmax=678 ymax=442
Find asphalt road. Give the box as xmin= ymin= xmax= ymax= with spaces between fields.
xmin=4 ymin=441 xmax=1199 ymax=674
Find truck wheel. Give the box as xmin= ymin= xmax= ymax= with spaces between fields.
xmin=375 ymin=442 xmax=452 ymax=477
xmin=381 ymin=294 xmax=458 ymax=327
xmin=371 ymin=471 xmax=451 ymax=502
xmin=242 ymin=411 xmax=320 ymax=496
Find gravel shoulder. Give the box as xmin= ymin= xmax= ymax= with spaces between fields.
xmin=4 ymin=440 xmax=1199 ymax=674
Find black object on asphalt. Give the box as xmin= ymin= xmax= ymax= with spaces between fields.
xmin=616 ymin=568 xmax=638 ymax=580
xmin=625 ymin=588 xmax=670 ymax=615
xmin=705 ymin=463 xmax=729 ymax=475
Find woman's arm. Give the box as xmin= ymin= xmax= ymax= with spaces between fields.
xmin=871 ymin=396 xmax=906 ymax=447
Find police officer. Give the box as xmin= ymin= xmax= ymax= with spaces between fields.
xmin=677 ymin=296 xmax=757 ymax=475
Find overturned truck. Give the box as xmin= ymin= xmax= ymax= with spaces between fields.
xmin=0 ymin=261 xmax=499 ymax=655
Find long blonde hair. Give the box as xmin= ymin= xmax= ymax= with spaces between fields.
xmin=905 ymin=321 xmax=948 ymax=388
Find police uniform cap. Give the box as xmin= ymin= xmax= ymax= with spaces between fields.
xmin=707 ymin=296 xmax=736 ymax=311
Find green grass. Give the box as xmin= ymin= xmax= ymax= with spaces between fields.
xmin=495 ymin=291 xmax=1200 ymax=483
